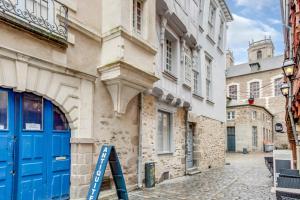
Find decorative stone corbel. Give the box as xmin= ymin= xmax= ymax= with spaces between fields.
xmin=99 ymin=61 xmax=159 ymax=117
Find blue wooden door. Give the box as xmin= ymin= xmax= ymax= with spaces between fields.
xmin=0 ymin=89 xmax=71 ymax=200
xmin=0 ymin=89 xmax=14 ymax=200
xmin=227 ymin=127 xmax=236 ymax=152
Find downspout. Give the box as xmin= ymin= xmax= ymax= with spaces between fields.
xmin=137 ymin=93 xmax=143 ymax=188
xmin=184 ymin=108 xmax=188 ymax=175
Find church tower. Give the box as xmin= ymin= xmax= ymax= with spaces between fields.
xmin=248 ymin=36 xmax=274 ymax=62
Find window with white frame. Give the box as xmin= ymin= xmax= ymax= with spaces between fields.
xmin=157 ymin=110 xmax=172 ymax=153
xmin=252 ymin=110 xmax=257 ymax=120
xmin=26 ymin=0 xmax=49 ymax=19
xmin=133 ymin=0 xmax=143 ymax=34
xmin=274 ymin=77 xmax=282 ymax=96
xmin=193 ymin=50 xmax=201 ymax=95
xmin=218 ymin=19 xmax=224 ymax=48
xmin=184 ymin=48 xmax=193 ymax=86
xmin=198 ymin=0 xmax=204 ymax=27
xmin=227 ymin=111 xmax=235 ymax=120
xmin=164 ymin=31 xmax=177 ymax=75
xmin=205 ymin=56 xmax=213 ymax=100
xmin=208 ymin=1 xmax=216 ymax=38
xmin=166 ymin=39 xmax=172 ymax=72
xmin=250 ymin=81 xmax=260 ymax=98
xmin=228 ymin=85 xmax=237 ymax=100
xmin=252 ymin=126 xmax=258 ymax=147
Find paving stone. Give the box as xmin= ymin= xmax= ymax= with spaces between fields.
xmin=128 ymin=153 xmax=276 ymax=200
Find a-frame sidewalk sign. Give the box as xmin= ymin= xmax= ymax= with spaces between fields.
xmin=87 ymin=145 xmax=128 ymax=200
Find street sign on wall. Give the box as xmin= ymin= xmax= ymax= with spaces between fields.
xmin=275 ymin=123 xmax=284 ymax=133
xmin=87 ymin=145 xmax=128 ymax=200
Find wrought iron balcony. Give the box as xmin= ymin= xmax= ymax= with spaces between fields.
xmin=0 ymin=0 xmax=68 ymax=40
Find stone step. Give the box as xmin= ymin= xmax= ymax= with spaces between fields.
xmin=186 ymin=168 xmax=201 ymax=175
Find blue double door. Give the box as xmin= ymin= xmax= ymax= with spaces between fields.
xmin=0 ymin=88 xmax=71 ymax=200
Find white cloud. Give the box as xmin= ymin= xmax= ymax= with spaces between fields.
xmin=227 ymin=14 xmax=282 ymax=64
xmin=267 ymin=18 xmax=282 ymax=25
xmin=235 ymin=0 xmax=273 ymax=10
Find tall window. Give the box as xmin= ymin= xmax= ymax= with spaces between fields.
xmin=184 ymin=48 xmax=192 ymax=86
xmin=157 ymin=111 xmax=172 ymax=153
xmin=228 ymin=85 xmax=237 ymax=100
xmin=252 ymin=111 xmax=257 ymax=120
xmin=250 ymin=81 xmax=260 ymax=98
xmin=252 ymin=126 xmax=258 ymax=147
xmin=198 ymin=0 xmax=204 ymax=27
xmin=227 ymin=111 xmax=235 ymax=120
xmin=257 ymin=50 xmax=262 ymax=60
xmin=0 ymin=91 xmax=8 ymax=130
xmin=193 ymin=50 xmax=201 ymax=95
xmin=274 ymin=78 xmax=282 ymax=96
xmin=208 ymin=2 xmax=216 ymax=37
xmin=26 ymin=0 xmax=49 ymax=19
xmin=165 ymin=39 xmax=172 ymax=72
xmin=218 ymin=19 xmax=224 ymax=48
xmin=205 ymin=56 xmax=213 ymax=100
xmin=133 ymin=0 xmax=143 ymax=34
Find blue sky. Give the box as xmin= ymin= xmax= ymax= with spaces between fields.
xmin=226 ymin=0 xmax=284 ymax=64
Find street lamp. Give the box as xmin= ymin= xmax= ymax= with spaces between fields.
xmin=280 ymin=82 xmax=290 ymax=97
xmin=282 ymin=59 xmax=295 ymax=79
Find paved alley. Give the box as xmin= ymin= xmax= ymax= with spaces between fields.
xmin=128 ymin=153 xmax=275 ymax=200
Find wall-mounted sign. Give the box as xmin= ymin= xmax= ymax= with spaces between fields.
xmin=275 ymin=123 xmax=284 ymax=133
xmin=87 ymin=145 xmax=128 ymax=200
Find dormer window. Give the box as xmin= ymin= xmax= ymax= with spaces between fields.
xmin=249 ymin=62 xmax=260 ymax=72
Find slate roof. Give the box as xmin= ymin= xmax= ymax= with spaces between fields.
xmin=226 ymin=55 xmax=284 ymax=78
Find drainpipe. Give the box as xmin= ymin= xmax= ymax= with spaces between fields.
xmin=287 ymin=80 xmax=299 ymax=169
xmin=184 ymin=108 xmax=188 ymax=175
xmin=137 ymin=93 xmax=143 ymax=188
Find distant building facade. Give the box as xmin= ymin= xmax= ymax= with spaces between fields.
xmin=226 ymin=38 xmax=288 ymax=152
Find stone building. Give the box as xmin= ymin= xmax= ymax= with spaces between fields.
xmin=0 ymin=0 xmax=232 ymax=199
xmin=227 ymin=104 xmax=273 ymax=152
xmin=226 ymin=38 xmax=288 ymax=152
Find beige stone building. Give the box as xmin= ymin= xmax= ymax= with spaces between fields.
xmin=227 ymin=105 xmax=273 ymax=152
xmin=0 ymin=0 xmax=232 ymax=199
xmin=226 ymin=38 xmax=288 ymax=152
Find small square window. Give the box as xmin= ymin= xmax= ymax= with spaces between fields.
xmin=23 ymin=93 xmax=43 ymax=131
xmin=227 ymin=111 xmax=235 ymax=120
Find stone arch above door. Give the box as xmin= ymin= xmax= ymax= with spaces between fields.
xmin=0 ymin=49 xmax=94 ymax=135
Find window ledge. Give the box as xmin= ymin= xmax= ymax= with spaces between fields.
xmin=162 ymin=70 xmax=178 ymax=82
xmin=199 ymin=25 xmax=204 ymax=33
xmin=183 ymin=83 xmax=192 ymax=90
xmin=206 ymin=34 xmax=216 ymax=46
xmin=157 ymin=152 xmax=174 ymax=156
xmin=193 ymin=93 xmax=204 ymax=101
xmin=217 ymin=46 xmax=224 ymax=55
xmin=206 ymin=99 xmax=215 ymax=105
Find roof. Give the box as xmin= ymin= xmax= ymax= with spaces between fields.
xmin=227 ymin=103 xmax=274 ymax=117
xmin=218 ymin=0 xmax=233 ymax=22
xmin=226 ymin=55 xmax=284 ymax=78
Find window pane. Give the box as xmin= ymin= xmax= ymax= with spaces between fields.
xmin=157 ymin=112 xmax=163 ymax=152
xmin=162 ymin=112 xmax=170 ymax=152
xmin=23 ymin=93 xmax=43 ymax=131
xmin=250 ymin=82 xmax=260 ymax=98
xmin=0 ymin=91 xmax=8 ymax=130
xmin=157 ymin=111 xmax=171 ymax=152
xmin=53 ymin=106 xmax=69 ymax=131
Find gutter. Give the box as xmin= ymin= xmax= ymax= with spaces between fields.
xmin=184 ymin=108 xmax=188 ymax=175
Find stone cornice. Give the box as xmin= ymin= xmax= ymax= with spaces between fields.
xmin=0 ymin=45 xmax=97 ymax=82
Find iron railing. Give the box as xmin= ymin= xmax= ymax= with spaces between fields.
xmin=0 ymin=0 xmax=68 ymax=39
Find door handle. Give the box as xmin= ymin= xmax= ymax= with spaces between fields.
xmin=9 ymin=170 xmax=15 ymax=175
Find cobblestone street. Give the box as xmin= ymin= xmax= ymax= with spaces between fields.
xmin=129 ymin=153 xmax=275 ymax=200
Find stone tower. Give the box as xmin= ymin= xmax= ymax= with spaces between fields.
xmin=248 ymin=36 xmax=274 ymax=62
xmin=226 ymin=50 xmax=234 ymax=68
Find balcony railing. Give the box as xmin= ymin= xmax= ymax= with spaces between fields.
xmin=0 ymin=0 xmax=68 ymax=40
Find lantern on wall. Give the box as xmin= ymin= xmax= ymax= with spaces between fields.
xmin=280 ymin=82 xmax=289 ymax=97
xmin=282 ymin=59 xmax=295 ymax=79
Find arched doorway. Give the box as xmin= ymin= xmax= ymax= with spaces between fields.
xmin=0 ymin=88 xmax=71 ymax=199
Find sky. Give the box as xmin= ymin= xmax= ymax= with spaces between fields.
xmin=226 ymin=0 xmax=284 ymax=64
